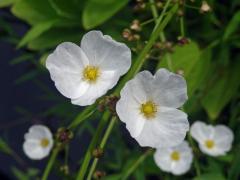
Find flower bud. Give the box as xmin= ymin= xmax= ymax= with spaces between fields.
xmin=56 ymin=128 xmax=73 ymax=145
xmin=60 ymin=165 xmax=69 ymax=175
xmin=130 ymin=20 xmax=141 ymax=31
xmin=200 ymin=1 xmax=211 ymax=13
xmin=92 ymin=148 xmax=104 ymax=158
xmin=93 ymin=170 xmax=106 ymax=179
xmin=177 ymin=37 xmax=190 ymax=45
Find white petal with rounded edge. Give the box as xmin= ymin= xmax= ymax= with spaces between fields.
xmin=71 ymin=70 xmax=118 ymax=106
xmin=190 ymin=121 xmax=214 ymax=143
xmin=171 ymin=141 xmax=193 ymax=175
xmin=23 ymin=140 xmax=50 ymax=160
xmin=23 ymin=125 xmax=53 ymax=160
xmin=153 ymin=69 xmax=188 ymax=108
xmin=154 ymin=148 xmax=172 ymax=173
xmin=136 ymin=107 xmax=189 ymax=148
xmin=214 ymin=125 xmax=234 ymax=152
xmin=116 ymin=81 xmax=146 ymax=138
xmin=46 ymin=42 xmax=89 ymax=99
xmin=80 ymin=31 xmax=131 ymax=76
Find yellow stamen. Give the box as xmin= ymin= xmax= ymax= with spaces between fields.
xmin=83 ymin=66 xmax=100 ymax=83
xmin=171 ymin=151 xmax=180 ymax=161
xmin=205 ymin=139 xmax=215 ymax=149
xmin=40 ymin=138 xmax=49 ymax=148
xmin=140 ymin=101 xmax=157 ymax=119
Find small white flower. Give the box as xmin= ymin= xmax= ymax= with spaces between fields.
xmin=116 ymin=69 xmax=189 ymax=148
xmin=190 ymin=121 xmax=234 ymax=156
xmin=46 ymin=31 xmax=131 ymax=106
xmin=23 ymin=125 xmax=53 ymax=160
xmin=154 ymin=141 xmax=193 ymax=175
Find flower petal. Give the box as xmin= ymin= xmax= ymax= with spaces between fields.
xmin=116 ymin=81 xmax=146 ymax=138
xmin=154 ymin=148 xmax=172 ymax=173
xmin=46 ymin=42 xmax=90 ymax=99
xmin=80 ymin=31 xmax=131 ymax=75
xmin=152 ymin=69 xmax=187 ymax=108
xmin=190 ymin=121 xmax=214 ymax=143
xmin=71 ymin=70 xmax=118 ymax=106
xmin=23 ymin=141 xmax=50 ymax=160
xmin=136 ymin=107 xmax=189 ymax=148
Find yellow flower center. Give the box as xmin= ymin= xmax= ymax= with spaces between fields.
xmin=83 ymin=66 xmax=100 ymax=83
xmin=140 ymin=101 xmax=157 ymax=119
xmin=205 ymin=139 xmax=215 ymax=149
xmin=171 ymin=151 xmax=180 ymax=161
xmin=40 ymin=138 xmax=49 ymax=148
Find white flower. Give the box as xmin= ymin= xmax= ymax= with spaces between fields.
xmin=190 ymin=121 xmax=234 ymax=156
xmin=23 ymin=125 xmax=53 ymax=160
xmin=116 ymin=69 xmax=189 ymax=148
xmin=46 ymin=31 xmax=131 ymax=106
xmin=154 ymin=141 xmax=193 ymax=175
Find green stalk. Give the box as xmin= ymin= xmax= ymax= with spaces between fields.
xmin=149 ymin=0 xmax=174 ymax=71
xmin=115 ymin=3 xmax=178 ymax=95
xmin=86 ymin=116 xmax=117 ymax=180
xmin=68 ymin=104 xmax=96 ymax=129
xmin=121 ymin=149 xmax=154 ymax=180
xmin=188 ymin=133 xmax=201 ymax=176
xmin=76 ymin=112 xmax=110 ymax=180
xmin=41 ymin=148 xmax=59 ymax=180
xmin=41 ymin=106 xmax=95 ymax=179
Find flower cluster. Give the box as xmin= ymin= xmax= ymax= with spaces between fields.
xmin=22 ymin=31 xmax=234 ymax=178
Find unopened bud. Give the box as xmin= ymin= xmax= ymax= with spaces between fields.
xmin=177 ymin=37 xmax=190 ymax=45
xmin=56 ymin=128 xmax=73 ymax=145
xmin=93 ymin=170 xmax=106 ymax=179
xmin=130 ymin=20 xmax=141 ymax=31
xmin=177 ymin=9 xmax=184 ymax=17
xmin=60 ymin=165 xmax=69 ymax=175
xmin=200 ymin=1 xmax=211 ymax=13
xmin=92 ymin=148 xmax=104 ymax=158
xmin=176 ymin=69 xmax=184 ymax=76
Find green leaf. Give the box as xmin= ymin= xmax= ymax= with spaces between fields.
xmin=48 ymin=0 xmax=82 ymax=19
xmin=0 ymin=0 xmax=16 ymax=7
xmin=194 ymin=173 xmax=226 ymax=180
xmin=228 ymin=146 xmax=240 ymax=180
xmin=223 ymin=11 xmax=240 ymax=40
xmin=158 ymin=42 xmax=203 ymax=97
xmin=28 ymin=28 xmax=82 ymax=50
xmin=18 ymin=20 xmax=59 ymax=48
xmin=0 ymin=137 xmax=12 ymax=155
xmin=11 ymin=0 xmax=58 ymax=25
xmin=201 ymin=60 xmax=240 ymax=120
xmin=82 ymin=0 xmax=129 ymax=29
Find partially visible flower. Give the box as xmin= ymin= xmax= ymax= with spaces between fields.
xmin=200 ymin=1 xmax=211 ymax=13
xmin=23 ymin=125 xmax=53 ymax=160
xmin=46 ymin=31 xmax=131 ymax=106
xmin=154 ymin=141 xmax=193 ymax=175
xmin=116 ymin=69 xmax=189 ymax=148
xmin=190 ymin=121 xmax=234 ymax=156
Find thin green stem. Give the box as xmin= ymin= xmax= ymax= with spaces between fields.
xmin=76 ymin=112 xmax=110 ymax=180
xmin=149 ymin=0 xmax=174 ymax=71
xmin=121 ymin=149 xmax=154 ymax=180
xmin=41 ymin=148 xmax=59 ymax=180
xmin=180 ymin=17 xmax=185 ymax=37
xmin=86 ymin=117 xmax=117 ymax=180
xmin=115 ymin=3 xmax=178 ymax=95
xmin=68 ymin=105 xmax=96 ymax=129
xmin=188 ymin=133 xmax=201 ymax=176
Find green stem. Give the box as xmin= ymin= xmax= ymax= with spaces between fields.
xmin=149 ymin=0 xmax=174 ymax=71
xmin=121 ymin=149 xmax=154 ymax=180
xmin=68 ymin=105 xmax=96 ymax=129
xmin=115 ymin=3 xmax=178 ymax=95
xmin=188 ymin=133 xmax=201 ymax=176
xmin=41 ymin=148 xmax=59 ymax=180
xmin=76 ymin=112 xmax=110 ymax=180
xmin=86 ymin=116 xmax=117 ymax=180
xmin=180 ymin=17 xmax=185 ymax=37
